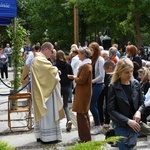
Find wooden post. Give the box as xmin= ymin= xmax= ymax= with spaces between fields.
xmin=74 ymin=3 xmax=79 ymax=45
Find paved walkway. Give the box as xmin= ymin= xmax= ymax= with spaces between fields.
xmin=0 ymin=68 xmax=150 ymax=149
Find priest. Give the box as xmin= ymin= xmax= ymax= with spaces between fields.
xmin=31 ymin=42 xmax=64 ymax=143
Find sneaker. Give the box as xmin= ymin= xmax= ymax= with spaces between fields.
xmin=101 ymin=126 xmax=108 ymax=135
xmin=90 ymin=125 xmax=102 ymax=135
xmin=76 ymin=138 xmax=85 ymax=143
xmin=103 ymin=124 xmax=110 ymax=128
xmin=111 ymin=142 xmax=118 ymax=147
xmin=66 ymin=121 xmax=72 ymax=132
xmin=68 ymin=100 xmax=72 ymax=103
xmin=37 ymin=138 xmax=42 ymax=142
xmin=90 ymin=121 xmax=95 ymax=127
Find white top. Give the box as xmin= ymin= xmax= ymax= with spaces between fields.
xmin=92 ymin=56 xmax=105 ymax=84
xmin=71 ymin=55 xmax=81 ymax=76
xmin=144 ymin=88 xmax=150 ymax=107
xmin=26 ymin=53 xmax=34 ymax=67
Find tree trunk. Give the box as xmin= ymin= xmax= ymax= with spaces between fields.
xmin=79 ymin=14 xmax=87 ymax=46
xmin=134 ymin=0 xmax=141 ymax=48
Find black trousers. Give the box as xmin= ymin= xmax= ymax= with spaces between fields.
xmin=98 ymin=87 xmax=110 ymax=125
xmin=141 ymin=106 xmax=150 ymax=123
xmin=0 ymin=64 xmax=8 ymax=79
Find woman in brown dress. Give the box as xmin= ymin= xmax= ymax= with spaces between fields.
xmin=68 ymin=47 xmax=92 ymax=142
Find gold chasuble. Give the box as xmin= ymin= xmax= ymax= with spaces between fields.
xmin=31 ymin=52 xmax=64 ymax=122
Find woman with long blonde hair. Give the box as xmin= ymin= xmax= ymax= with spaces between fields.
xmin=138 ymin=67 xmax=150 ymax=95
xmin=110 ymin=57 xmax=134 ymax=83
xmin=108 ymin=57 xmax=144 ymax=149
xmin=138 ymin=67 xmax=150 ymax=124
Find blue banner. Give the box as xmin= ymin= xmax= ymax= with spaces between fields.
xmin=0 ymin=18 xmax=11 ymax=26
xmin=0 ymin=0 xmax=17 ymax=18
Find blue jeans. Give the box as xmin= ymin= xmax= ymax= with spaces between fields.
xmin=90 ymin=83 xmax=103 ymax=125
xmin=68 ymin=83 xmax=73 ymax=102
xmin=61 ymin=85 xmax=71 ymax=122
xmin=115 ymin=125 xmax=138 ymax=150
xmin=8 ymin=56 xmax=12 ymax=67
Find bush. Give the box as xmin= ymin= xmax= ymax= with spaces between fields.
xmin=0 ymin=140 xmax=15 ymax=150
xmin=67 ymin=137 xmax=120 ymax=150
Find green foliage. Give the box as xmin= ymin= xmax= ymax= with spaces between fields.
xmin=67 ymin=137 xmax=121 ymax=150
xmin=7 ymin=19 xmax=27 ymax=90
xmin=6 ymin=0 xmax=150 ymax=49
xmin=0 ymin=140 xmax=15 ymax=150
xmin=6 ymin=19 xmax=27 ymax=109
xmin=24 ymin=0 xmax=74 ymax=49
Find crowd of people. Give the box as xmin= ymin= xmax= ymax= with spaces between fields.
xmin=1 ymin=41 xmax=150 ymax=149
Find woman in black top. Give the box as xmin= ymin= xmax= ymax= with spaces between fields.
xmin=108 ymin=58 xmax=144 ymax=150
xmin=55 ymin=50 xmax=73 ymax=132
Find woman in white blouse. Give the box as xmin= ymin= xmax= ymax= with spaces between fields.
xmin=89 ymin=42 xmax=105 ymax=135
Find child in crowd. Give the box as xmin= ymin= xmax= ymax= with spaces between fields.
xmin=98 ymin=60 xmax=115 ymax=128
